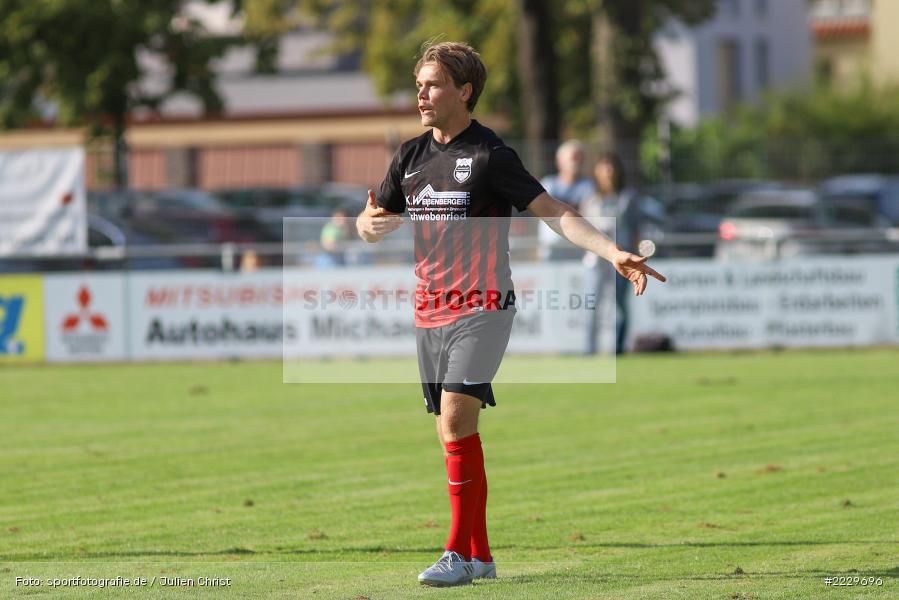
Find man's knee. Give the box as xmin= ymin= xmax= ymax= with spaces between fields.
xmin=440 ymin=391 xmax=481 ymax=443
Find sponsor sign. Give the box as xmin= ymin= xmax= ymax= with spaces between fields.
xmin=506 ymin=263 xmax=594 ymax=354
xmin=0 ymin=275 xmax=45 ymax=362
xmin=44 ymin=274 xmax=127 ymax=362
xmin=282 ymin=265 xmax=418 ymax=359
xmin=281 ymin=262 xmax=605 ymax=383
xmin=129 ymin=270 xmax=296 ymax=360
xmin=628 ymin=256 xmax=899 ymax=350
xmin=35 ymin=254 xmax=899 ymax=364
xmin=124 ymin=265 xmax=592 ymax=362
xmin=0 ymin=147 xmax=87 ymax=256
xmin=281 ymin=263 xmax=591 ymax=359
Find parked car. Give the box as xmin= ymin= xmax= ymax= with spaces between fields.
xmin=123 ymin=188 xmax=277 ymax=245
xmin=648 ymin=180 xmax=781 ymax=257
xmin=715 ymin=188 xmax=894 ymax=261
xmin=215 ymin=184 xmax=368 ymax=242
xmin=646 ymin=183 xmax=712 ymax=257
xmin=0 ymin=213 xmax=181 ymax=273
xmin=819 ymin=174 xmax=899 ymax=225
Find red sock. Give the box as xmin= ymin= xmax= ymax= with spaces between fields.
xmin=470 ymin=442 xmax=491 ymax=563
xmin=443 ymin=433 xmax=483 ymax=561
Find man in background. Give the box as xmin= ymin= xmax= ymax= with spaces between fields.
xmin=537 ymin=140 xmax=595 ymax=261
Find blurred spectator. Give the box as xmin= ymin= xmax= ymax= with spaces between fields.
xmin=581 ymin=152 xmax=664 ymax=355
xmin=316 ymin=208 xmax=355 ymax=268
xmin=538 ymin=140 xmax=595 ymax=261
xmin=240 ymin=249 xmax=261 ymax=272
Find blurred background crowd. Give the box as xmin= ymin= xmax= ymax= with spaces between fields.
xmin=2 ymin=0 xmax=898 ymax=272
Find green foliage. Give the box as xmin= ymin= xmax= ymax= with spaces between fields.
xmin=596 ymin=0 xmax=716 ymax=139
xmin=550 ymin=0 xmax=594 ymax=135
xmin=647 ymin=81 xmax=899 ymax=183
xmin=0 ymin=0 xmax=239 ymax=134
xmin=279 ymin=0 xmax=715 ymax=140
xmin=291 ymin=0 xmax=522 ymax=128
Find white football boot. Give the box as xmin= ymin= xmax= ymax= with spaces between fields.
xmin=417 ymin=550 xmax=476 ymax=586
xmin=471 ymin=557 xmax=496 ymax=579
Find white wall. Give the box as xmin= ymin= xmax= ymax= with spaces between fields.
xmin=655 ymin=21 xmax=699 ymax=126
xmin=656 ymin=0 xmax=811 ymax=126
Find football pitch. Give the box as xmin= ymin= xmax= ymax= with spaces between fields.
xmin=1 ymin=349 xmax=897 ymax=599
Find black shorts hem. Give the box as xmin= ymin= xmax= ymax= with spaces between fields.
xmin=422 ymin=383 xmax=496 ymax=416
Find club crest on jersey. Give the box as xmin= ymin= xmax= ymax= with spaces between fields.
xmin=454 ymin=157 xmax=473 ymax=183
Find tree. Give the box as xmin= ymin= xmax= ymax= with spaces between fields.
xmin=249 ymin=0 xmax=568 ymax=173
xmin=592 ymin=0 xmax=716 ymax=182
xmin=278 ymin=0 xmax=715 ymax=177
xmin=656 ymin=81 xmax=899 ymax=183
xmin=0 ymin=0 xmax=239 ymax=187
xmin=515 ymin=0 xmax=560 ymax=173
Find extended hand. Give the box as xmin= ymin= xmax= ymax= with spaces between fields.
xmin=612 ymin=251 xmax=667 ymax=296
xmin=357 ymin=190 xmax=403 ymax=241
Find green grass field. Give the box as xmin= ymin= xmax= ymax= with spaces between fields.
xmin=1 ymin=349 xmax=897 ymax=599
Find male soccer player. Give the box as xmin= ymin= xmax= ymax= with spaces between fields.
xmin=356 ymin=41 xmax=665 ymax=587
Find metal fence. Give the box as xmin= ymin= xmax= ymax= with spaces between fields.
xmin=4 ymin=225 xmax=898 ymax=276
xmin=4 ymin=136 xmax=899 ymax=273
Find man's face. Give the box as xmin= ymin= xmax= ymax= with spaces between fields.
xmin=416 ymin=63 xmax=469 ymax=128
xmin=557 ymin=149 xmax=583 ymax=176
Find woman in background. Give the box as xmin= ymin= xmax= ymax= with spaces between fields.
xmin=581 ymin=152 xmax=664 ymax=355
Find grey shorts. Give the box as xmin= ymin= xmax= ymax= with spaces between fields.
xmin=416 ymin=310 xmax=515 ymax=415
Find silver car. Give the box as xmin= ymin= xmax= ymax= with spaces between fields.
xmin=715 ymin=188 xmax=894 ymax=261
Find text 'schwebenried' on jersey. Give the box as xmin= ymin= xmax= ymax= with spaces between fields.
xmin=377 ymin=120 xmax=545 ymax=327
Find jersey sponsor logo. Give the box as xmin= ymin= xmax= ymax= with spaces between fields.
xmin=407 ymin=184 xmax=471 ymax=220
xmin=404 ymin=169 xmax=421 ymax=179
xmin=408 ymin=184 xmax=469 ymax=206
xmin=454 ymin=157 xmax=473 ymax=183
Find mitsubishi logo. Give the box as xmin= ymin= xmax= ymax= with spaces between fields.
xmin=62 ymin=286 xmax=108 ymax=332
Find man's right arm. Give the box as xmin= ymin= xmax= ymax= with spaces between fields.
xmin=356 ymin=189 xmax=403 ymax=243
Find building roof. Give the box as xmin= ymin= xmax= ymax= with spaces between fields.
xmin=133 ymin=29 xmax=413 ymax=122
xmin=811 ymin=16 xmax=870 ymax=39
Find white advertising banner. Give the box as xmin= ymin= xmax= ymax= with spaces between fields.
xmin=43 ymin=273 xmax=127 ymax=362
xmin=628 ymin=255 xmax=899 ymax=350
xmin=280 ymin=262 xmax=589 ymax=359
xmin=128 ymin=270 xmax=291 ymax=360
xmin=125 ymin=265 xmax=591 ymax=362
xmin=506 ymin=262 xmax=592 ymax=354
xmin=39 ymin=255 xmax=899 ymax=363
xmin=281 ymin=265 xmax=418 ymax=359
xmin=0 ymin=147 xmax=87 ymax=256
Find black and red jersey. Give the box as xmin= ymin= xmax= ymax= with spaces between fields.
xmin=377 ymin=120 xmax=545 ymax=327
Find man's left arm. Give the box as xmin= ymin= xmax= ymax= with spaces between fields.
xmin=528 ymin=192 xmax=619 ymax=261
xmin=528 ymin=192 xmax=666 ymax=295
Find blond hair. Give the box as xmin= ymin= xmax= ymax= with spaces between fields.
xmin=414 ymin=41 xmax=487 ymax=112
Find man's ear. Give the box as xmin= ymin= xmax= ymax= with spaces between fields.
xmin=460 ymin=82 xmax=472 ymax=105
